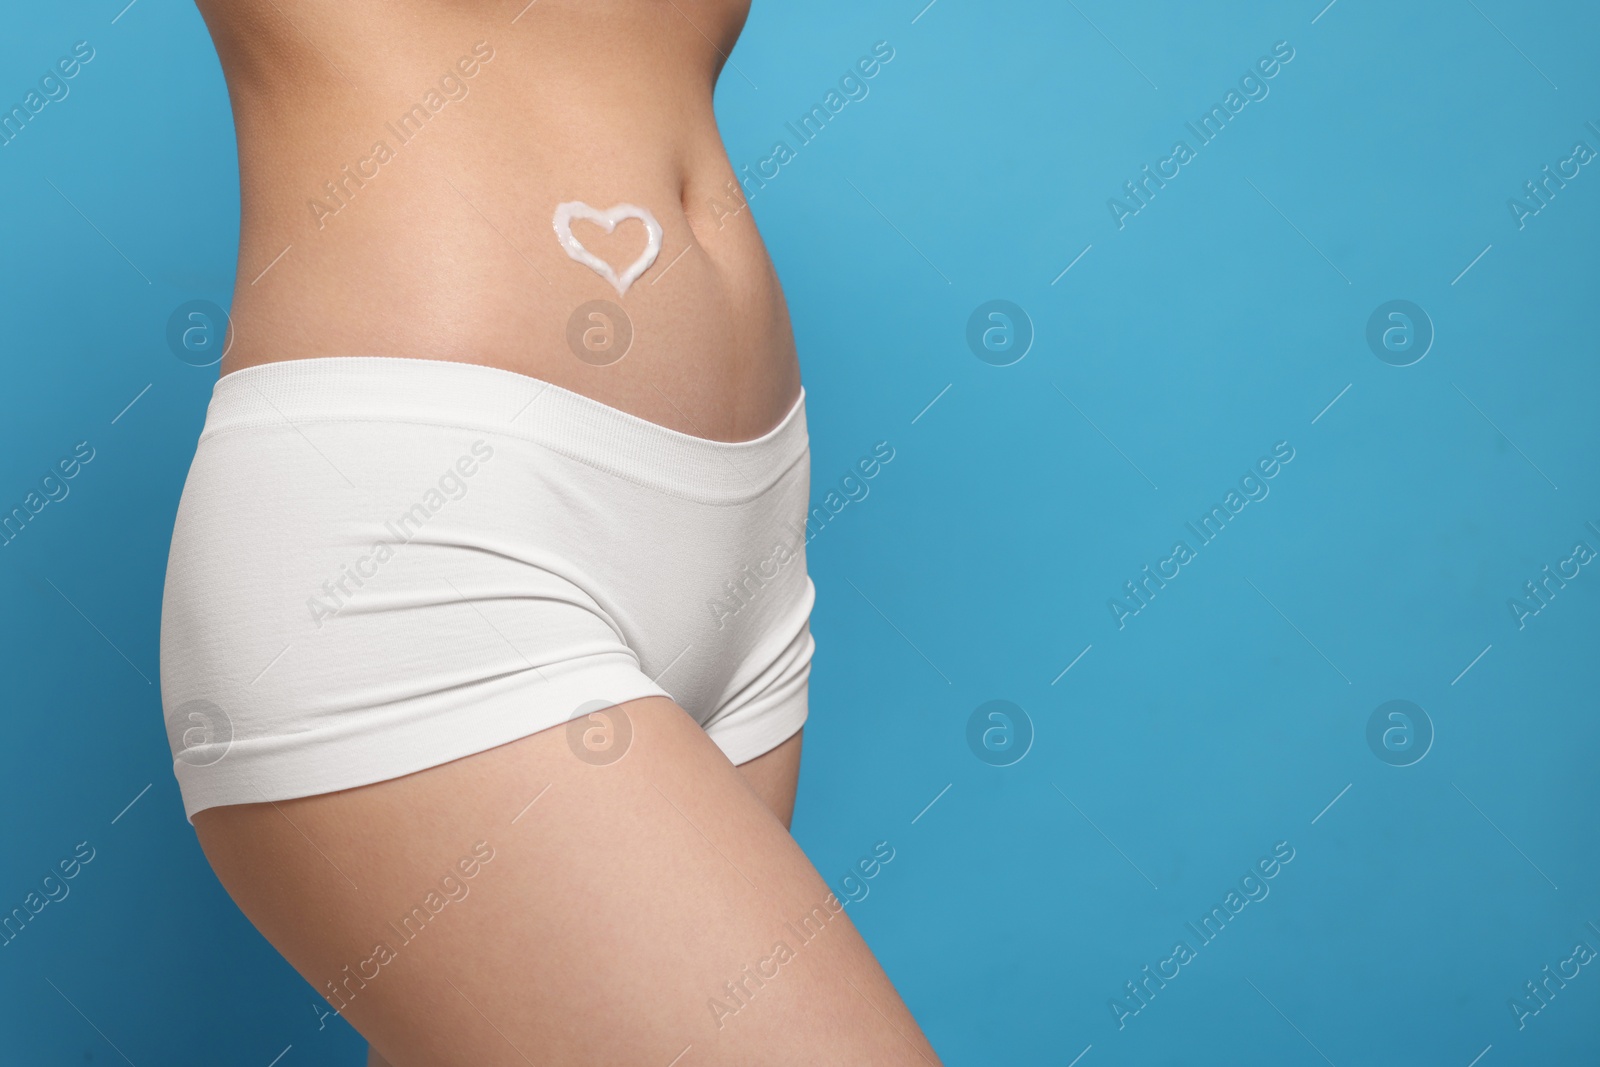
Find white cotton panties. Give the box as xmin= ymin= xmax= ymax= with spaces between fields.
xmin=159 ymin=357 xmax=814 ymax=821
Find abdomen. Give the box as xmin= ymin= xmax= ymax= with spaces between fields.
xmin=195 ymin=0 xmax=799 ymax=441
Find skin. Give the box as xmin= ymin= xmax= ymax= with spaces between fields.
xmin=197 ymin=703 xmax=941 ymax=1066
xmin=188 ymin=1 xmax=941 ymax=1062
xmin=193 ymin=0 xmax=801 ymax=442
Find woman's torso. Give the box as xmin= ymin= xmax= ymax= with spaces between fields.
xmin=195 ymin=0 xmax=799 ymax=441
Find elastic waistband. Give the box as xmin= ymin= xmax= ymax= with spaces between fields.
xmin=202 ymin=357 xmax=808 ymax=504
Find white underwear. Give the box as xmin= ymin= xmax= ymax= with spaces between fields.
xmin=160 ymin=357 xmax=815 ymax=821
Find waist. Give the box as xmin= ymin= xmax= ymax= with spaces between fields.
xmin=203 ymin=356 xmax=810 ymax=503
xmin=204 ymin=1 xmax=798 ymax=441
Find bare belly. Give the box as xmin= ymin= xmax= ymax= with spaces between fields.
xmin=196 ymin=0 xmax=799 ymax=442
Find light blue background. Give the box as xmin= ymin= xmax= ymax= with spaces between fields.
xmin=2 ymin=1 xmax=1597 ymax=1063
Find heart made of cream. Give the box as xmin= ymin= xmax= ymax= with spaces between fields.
xmin=551 ymin=201 xmax=664 ymax=295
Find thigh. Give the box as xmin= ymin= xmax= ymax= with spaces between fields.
xmin=734 ymin=727 xmax=803 ymax=830
xmin=197 ymin=699 xmax=935 ymax=1067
